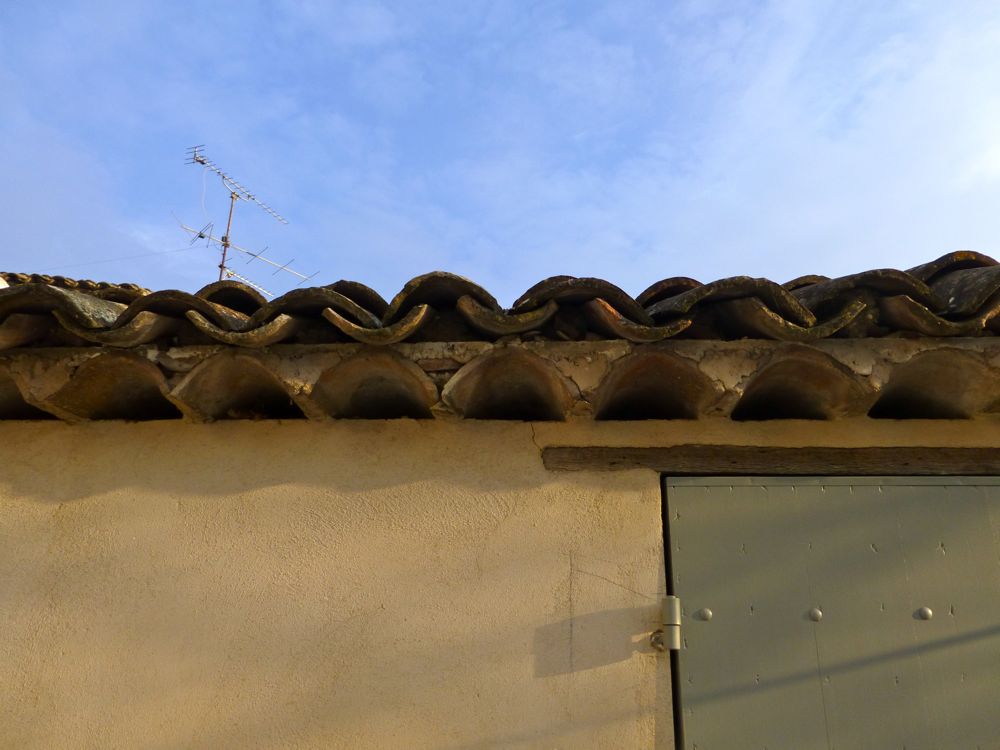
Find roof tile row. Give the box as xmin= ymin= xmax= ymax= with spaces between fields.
xmin=3 ymin=252 xmax=1000 ymax=350
xmin=3 ymin=340 xmax=999 ymax=422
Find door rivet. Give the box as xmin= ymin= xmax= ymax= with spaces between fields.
xmin=809 ymin=607 xmax=823 ymax=622
xmin=695 ymin=607 xmax=713 ymax=621
xmin=917 ymin=606 xmax=933 ymax=620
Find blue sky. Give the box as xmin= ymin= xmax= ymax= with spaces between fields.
xmin=2 ymin=1 xmax=1000 ymax=304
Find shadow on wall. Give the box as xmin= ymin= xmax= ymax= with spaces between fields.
xmin=0 ymin=420 xmax=610 ymax=503
xmin=533 ymin=604 xmax=662 ymax=677
xmin=0 ymin=469 xmax=669 ymax=749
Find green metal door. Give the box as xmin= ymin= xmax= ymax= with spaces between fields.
xmin=665 ymin=477 xmax=1000 ymax=749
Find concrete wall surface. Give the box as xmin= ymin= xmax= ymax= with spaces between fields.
xmin=0 ymin=421 xmax=669 ymax=749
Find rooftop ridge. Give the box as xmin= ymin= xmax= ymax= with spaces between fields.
xmin=3 ymin=253 xmax=1000 ymax=348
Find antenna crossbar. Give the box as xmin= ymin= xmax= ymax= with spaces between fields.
xmin=178 ymin=222 xmax=318 ymax=285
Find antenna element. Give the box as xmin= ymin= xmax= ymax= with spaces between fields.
xmin=182 ymin=146 xmax=316 ymax=293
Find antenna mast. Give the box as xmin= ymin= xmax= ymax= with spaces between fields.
xmin=182 ymin=146 xmax=316 ymax=293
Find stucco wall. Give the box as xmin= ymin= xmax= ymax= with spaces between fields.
xmin=0 ymin=421 xmax=668 ymax=749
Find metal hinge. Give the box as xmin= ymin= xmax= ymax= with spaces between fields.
xmin=650 ymin=595 xmax=681 ymax=652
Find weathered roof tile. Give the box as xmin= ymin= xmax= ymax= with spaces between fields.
xmin=5 ymin=253 xmax=1000 ymax=350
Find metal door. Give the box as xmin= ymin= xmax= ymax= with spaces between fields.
xmin=665 ymin=477 xmax=1000 ymax=749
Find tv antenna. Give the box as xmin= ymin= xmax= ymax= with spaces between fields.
xmin=181 ymin=145 xmax=317 ymax=294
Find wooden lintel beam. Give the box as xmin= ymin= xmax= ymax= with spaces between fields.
xmin=542 ymin=445 xmax=1000 ymax=474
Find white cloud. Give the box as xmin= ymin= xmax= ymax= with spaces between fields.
xmin=431 ymin=0 xmax=1000 ymax=293
xmin=4 ymin=0 xmax=1000 ymax=301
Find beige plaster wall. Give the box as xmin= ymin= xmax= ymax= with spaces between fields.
xmin=0 ymin=421 xmax=669 ymax=749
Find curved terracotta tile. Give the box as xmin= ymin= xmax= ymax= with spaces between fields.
xmin=170 ymin=354 xmax=305 ymax=421
xmin=1 ymin=272 xmax=148 ymax=300
xmin=878 ymin=295 xmax=994 ymax=337
xmin=647 ymin=276 xmax=816 ymax=327
xmin=325 ymin=280 xmax=389 ymax=318
xmin=113 ymin=290 xmax=249 ymax=331
xmin=53 ymin=309 xmax=181 ymax=347
xmin=0 ymin=314 xmax=51 ymax=350
xmin=782 ymin=274 xmax=830 ymax=291
xmin=732 ymin=347 xmax=874 ymax=420
xmin=0 ymin=284 xmax=125 ymax=329
xmin=792 ymin=269 xmax=937 ymax=315
xmin=456 ymin=295 xmax=558 ymax=336
xmin=194 ymin=279 xmax=267 ymax=314
xmin=635 ymin=277 xmax=702 ymax=308
xmin=709 ymin=297 xmax=865 ymax=341
xmin=510 ymin=275 xmax=574 ymax=307
xmin=322 ymin=304 xmax=431 ymax=345
xmin=41 ymin=352 xmax=181 ymax=421
xmin=511 ymin=276 xmax=652 ymax=325
xmin=927 ymin=265 xmax=1000 ymax=317
xmin=583 ymin=299 xmax=691 ymax=342
xmin=907 ymin=251 xmax=997 ymax=282
xmin=310 ymin=350 xmax=438 ymax=419
xmin=383 ymin=272 xmax=499 ymax=325
xmin=442 ymin=348 xmax=576 ymax=421
xmin=90 ymin=286 xmax=147 ymax=304
xmin=593 ymin=350 xmax=720 ymax=420
xmin=248 ymin=287 xmax=380 ymax=329
xmin=0 ymin=364 xmax=53 ymax=419
xmin=870 ymin=349 xmax=1000 ymax=419
xmin=186 ymin=310 xmax=302 ymax=347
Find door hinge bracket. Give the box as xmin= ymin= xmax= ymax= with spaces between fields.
xmin=651 ymin=595 xmax=681 ymax=652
